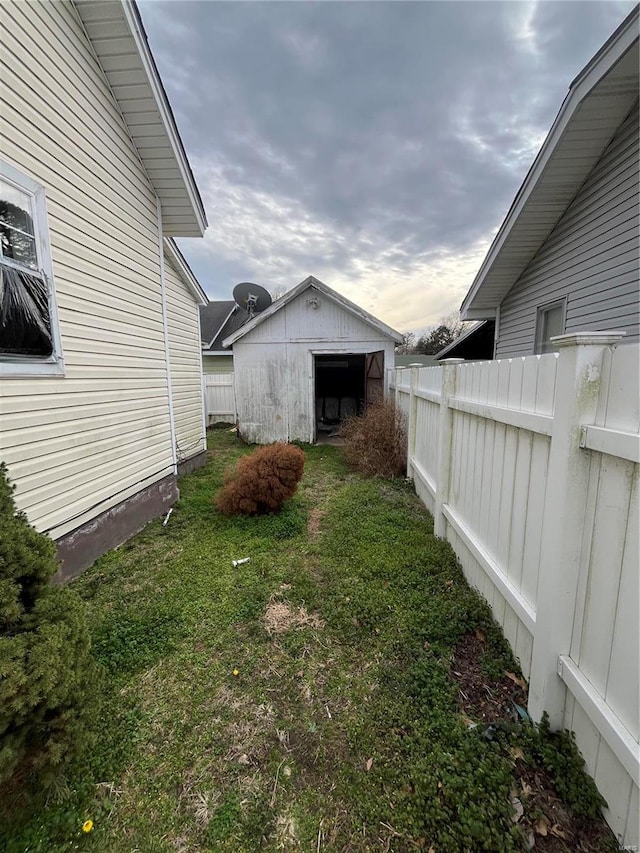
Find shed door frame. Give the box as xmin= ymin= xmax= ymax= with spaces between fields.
xmin=365 ymin=350 xmax=385 ymax=405
xmin=309 ymin=347 xmax=388 ymax=442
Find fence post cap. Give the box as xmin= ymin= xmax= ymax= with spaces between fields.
xmin=551 ymin=331 xmax=626 ymax=348
xmin=440 ymin=358 xmax=465 ymax=364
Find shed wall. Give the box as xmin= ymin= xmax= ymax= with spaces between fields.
xmin=0 ymin=0 xmax=174 ymax=539
xmin=496 ymin=102 xmax=639 ymax=358
xmin=233 ymin=287 xmax=397 ymax=443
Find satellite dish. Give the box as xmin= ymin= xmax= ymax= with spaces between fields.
xmin=233 ymin=282 xmax=272 ymax=320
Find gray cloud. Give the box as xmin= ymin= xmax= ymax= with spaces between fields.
xmin=140 ymin=0 xmax=636 ymax=328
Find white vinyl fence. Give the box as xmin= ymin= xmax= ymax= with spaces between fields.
xmin=390 ymin=333 xmax=639 ymax=846
xmin=204 ymin=373 xmax=236 ymax=425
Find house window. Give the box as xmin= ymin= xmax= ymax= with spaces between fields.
xmin=535 ymin=299 xmax=566 ymax=354
xmin=0 ymin=161 xmax=63 ymax=375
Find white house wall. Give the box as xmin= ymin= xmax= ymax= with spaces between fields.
xmin=164 ymin=252 xmax=206 ymax=464
xmin=0 ymin=0 xmax=174 ymax=539
xmin=496 ymin=103 xmax=639 ymax=357
xmin=233 ymin=286 xmax=397 ymax=443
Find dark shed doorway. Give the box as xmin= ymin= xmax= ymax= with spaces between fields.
xmin=314 ymin=350 xmax=385 ymax=438
xmin=314 ymin=353 xmax=364 ymax=436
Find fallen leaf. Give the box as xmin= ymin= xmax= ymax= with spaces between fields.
xmin=521 ymin=780 xmax=533 ymax=796
xmin=510 ymin=746 xmax=525 ymax=761
xmin=511 ymin=796 xmax=524 ymax=823
xmin=505 ymin=671 xmax=527 ymax=689
xmin=462 ymin=714 xmax=476 ymax=729
xmin=474 ymin=627 xmax=486 ymax=642
xmin=237 ymin=753 xmax=250 ymax=765
xmin=365 ymin=758 xmax=373 ymax=772
xmin=445 ymin=580 xmax=454 ymax=590
xmin=534 ymin=817 xmax=548 ymax=836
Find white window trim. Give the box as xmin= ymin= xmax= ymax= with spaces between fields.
xmin=0 ymin=160 xmax=64 ymax=377
xmin=534 ymin=297 xmax=567 ymax=355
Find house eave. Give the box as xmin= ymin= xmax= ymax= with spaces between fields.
xmin=163 ymin=239 xmax=207 ymax=304
xmin=460 ymin=7 xmax=639 ymax=321
xmin=74 ymin=0 xmax=207 ymax=238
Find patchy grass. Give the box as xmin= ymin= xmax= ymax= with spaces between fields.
xmin=1 ymin=431 xmax=616 ymax=852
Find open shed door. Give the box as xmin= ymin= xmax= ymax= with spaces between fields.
xmin=365 ymin=350 xmax=384 ymax=405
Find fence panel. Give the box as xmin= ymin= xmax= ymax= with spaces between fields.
xmin=204 ymin=373 xmax=236 ymax=424
xmin=398 ymin=336 xmax=638 ymax=846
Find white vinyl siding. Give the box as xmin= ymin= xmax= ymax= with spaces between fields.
xmin=496 ymin=103 xmax=639 ymax=358
xmin=164 ymin=252 xmax=206 ymax=463
xmin=0 ymin=0 xmax=174 ymax=538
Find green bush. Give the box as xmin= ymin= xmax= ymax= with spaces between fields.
xmin=0 ymin=463 xmax=101 ymax=790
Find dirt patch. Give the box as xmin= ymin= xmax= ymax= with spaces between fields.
xmin=307 ymin=506 xmax=326 ymax=538
xmin=449 ymin=630 xmax=528 ymax=724
xmin=513 ymin=762 xmax=617 ymax=852
xmin=264 ymin=598 xmax=324 ymax=636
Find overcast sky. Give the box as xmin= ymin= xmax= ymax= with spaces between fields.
xmin=139 ymin=0 xmax=635 ymax=334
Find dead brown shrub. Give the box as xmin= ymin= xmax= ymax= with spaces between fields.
xmin=215 ymin=443 xmax=305 ymax=515
xmin=338 ymin=398 xmax=407 ymax=478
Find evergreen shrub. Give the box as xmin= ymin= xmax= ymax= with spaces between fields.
xmin=0 ymin=463 xmax=101 ymax=791
xmin=215 ymin=443 xmax=305 ymax=516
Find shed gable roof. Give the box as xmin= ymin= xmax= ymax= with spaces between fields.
xmin=460 ymin=7 xmax=639 ymax=320
xmin=74 ymin=0 xmax=207 ymax=237
xmin=222 ymin=276 xmax=404 ymax=348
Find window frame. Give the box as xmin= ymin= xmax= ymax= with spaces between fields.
xmin=534 ymin=297 xmax=567 ymax=355
xmin=0 ymin=160 xmax=64 ymax=377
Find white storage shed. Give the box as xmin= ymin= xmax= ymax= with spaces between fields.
xmin=223 ymin=276 xmax=403 ymax=444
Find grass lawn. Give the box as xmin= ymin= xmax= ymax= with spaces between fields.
xmin=2 ymin=430 xmax=616 ymax=852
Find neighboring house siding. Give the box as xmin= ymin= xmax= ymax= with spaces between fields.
xmin=202 ymin=354 xmax=234 ymax=374
xmin=496 ymin=102 xmax=639 ymax=358
xmin=164 ymin=253 xmax=206 ymax=463
xmin=0 ymin=0 xmax=174 ymax=539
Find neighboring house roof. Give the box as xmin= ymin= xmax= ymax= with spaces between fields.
xmin=211 ymin=306 xmax=246 ymax=350
xmin=395 ymin=354 xmax=439 ymax=368
xmin=164 ymin=239 xmax=207 ymax=305
xmin=460 ymin=7 xmax=639 ymax=320
xmin=74 ymin=0 xmax=207 ymax=237
xmin=200 ymin=301 xmax=236 ymax=347
xmin=199 ymin=300 xmax=262 ymax=352
xmin=435 ymin=320 xmax=496 ymax=361
xmin=223 ymin=275 xmax=404 ymax=348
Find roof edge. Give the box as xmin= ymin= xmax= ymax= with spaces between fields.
xmin=460 ymin=7 xmax=639 ymax=320
xmin=121 ymin=1 xmax=207 ymax=235
xmin=163 ymin=239 xmax=208 ymax=304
